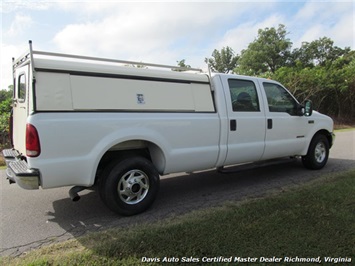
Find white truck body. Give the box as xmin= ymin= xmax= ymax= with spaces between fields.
xmin=3 ymin=42 xmax=334 ymax=215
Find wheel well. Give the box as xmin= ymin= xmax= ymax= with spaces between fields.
xmin=95 ymin=140 xmax=165 ymax=185
xmin=314 ymin=130 xmax=333 ymax=148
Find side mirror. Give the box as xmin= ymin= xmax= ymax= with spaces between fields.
xmin=304 ymin=100 xmax=313 ymax=117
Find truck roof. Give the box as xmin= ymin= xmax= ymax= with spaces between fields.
xmin=211 ymin=72 xmax=280 ymax=85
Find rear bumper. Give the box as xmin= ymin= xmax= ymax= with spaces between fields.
xmin=2 ymin=149 xmax=40 ymax=189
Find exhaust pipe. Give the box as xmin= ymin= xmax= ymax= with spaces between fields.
xmin=69 ymin=186 xmax=87 ymax=202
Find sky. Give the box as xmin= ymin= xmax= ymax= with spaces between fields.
xmin=1 ymin=0 xmax=354 ymax=91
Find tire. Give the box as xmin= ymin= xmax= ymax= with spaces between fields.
xmin=302 ymin=134 xmax=329 ymax=170
xmin=99 ymin=156 xmax=160 ymax=216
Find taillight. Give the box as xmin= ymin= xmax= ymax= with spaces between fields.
xmin=26 ymin=124 xmax=41 ymax=157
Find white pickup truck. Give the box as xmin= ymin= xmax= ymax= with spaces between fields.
xmin=3 ymin=42 xmax=334 ymax=216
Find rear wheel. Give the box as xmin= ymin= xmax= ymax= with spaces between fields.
xmin=99 ymin=156 xmax=160 ymax=216
xmin=302 ymin=134 xmax=329 ymax=170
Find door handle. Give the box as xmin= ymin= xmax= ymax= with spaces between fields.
xmin=12 ymin=99 xmax=18 ymax=107
xmin=267 ymin=119 xmax=273 ymax=129
xmin=230 ymin=119 xmax=237 ymax=131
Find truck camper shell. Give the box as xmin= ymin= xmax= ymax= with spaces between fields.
xmin=14 ymin=41 xmax=215 ymax=113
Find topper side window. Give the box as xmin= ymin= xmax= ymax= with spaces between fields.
xmin=18 ymin=74 xmax=26 ymax=101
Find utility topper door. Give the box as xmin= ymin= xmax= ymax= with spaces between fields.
xmin=12 ymin=64 xmax=30 ymax=154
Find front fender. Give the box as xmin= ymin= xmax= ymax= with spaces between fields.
xmin=301 ymin=111 xmax=334 ymax=155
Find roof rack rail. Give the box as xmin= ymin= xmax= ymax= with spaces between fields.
xmin=26 ymin=40 xmax=203 ymax=72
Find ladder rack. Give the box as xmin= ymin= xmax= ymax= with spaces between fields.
xmin=14 ymin=40 xmax=203 ymax=73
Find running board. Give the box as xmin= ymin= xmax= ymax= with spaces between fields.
xmin=217 ymin=157 xmax=297 ymax=174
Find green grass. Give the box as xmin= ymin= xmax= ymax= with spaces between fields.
xmin=2 ymin=169 xmax=354 ymax=265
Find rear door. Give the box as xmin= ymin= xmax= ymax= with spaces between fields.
xmin=13 ymin=64 xmax=30 ymax=154
xmin=222 ymin=77 xmax=266 ymax=165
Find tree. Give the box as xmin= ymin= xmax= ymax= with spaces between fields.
xmin=0 ymin=87 xmax=13 ymax=148
xmin=236 ymin=24 xmax=292 ymax=76
xmin=176 ymin=59 xmax=191 ymax=68
xmin=273 ymin=50 xmax=355 ymax=120
xmin=172 ymin=59 xmax=191 ymax=72
xmin=291 ymin=37 xmax=351 ymax=67
xmin=0 ymin=87 xmax=13 ymax=102
xmin=205 ymin=46 xmax=239 ymax=73
xmin=325 ymin=51 xmax=355 ymax=119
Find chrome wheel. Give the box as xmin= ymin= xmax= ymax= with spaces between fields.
xmin=314 ymin=142 xmax=326 ymax=163
xmin=118 ymin=169 xmax=149 ymax=205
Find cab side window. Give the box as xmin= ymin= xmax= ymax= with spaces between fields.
xmin=18 ymin=74 xmax=26 ymax=101
xmin=263 ymin=82 xmax=298 ymax=115
xmin=228 ymin=79 xmax=260 ymax=112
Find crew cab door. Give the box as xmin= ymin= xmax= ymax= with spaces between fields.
xmin=12 ymin=64 xmax=30 ymax=154
xmin=222 ymin=77 xmax=266 ymax=165
xmin=260 ymin=82 xmax=307 ymax=159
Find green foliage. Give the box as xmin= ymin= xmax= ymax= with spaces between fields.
xmin=235 ymin=24 xmax=292 ymax=75
xmin=173 ymin=59 xmax=191 ymax=72
xmin=0 ymin=88 xmax=12 ymax=148
xmin=0 ymin=87 xmax=13 ymax=102
xmin=292 ymin=37 xmax=350 ymax=68
xmin=201 ymin=23 xmax=355 ymax=120
xmin=0 ymin=98 xmax=12 ymax=132
xmin=176 ymin=59 xmax=191 ymax=68
xmin=205 ymin=46 xmax=239 ymax=73
xmin=0 ymin=97 xmax=12 ymax=113
xmin=273 ymin=49 xmax=355 ymax=118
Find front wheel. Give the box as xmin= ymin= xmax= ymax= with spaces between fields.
xmin=302 ymin=134 xmax=329 ymax=170
xmin=99 ymin=156 xmax=160 ymax=216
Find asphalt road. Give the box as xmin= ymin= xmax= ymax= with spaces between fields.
xmin=1 ymin=130 xmax=354 ymax=257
